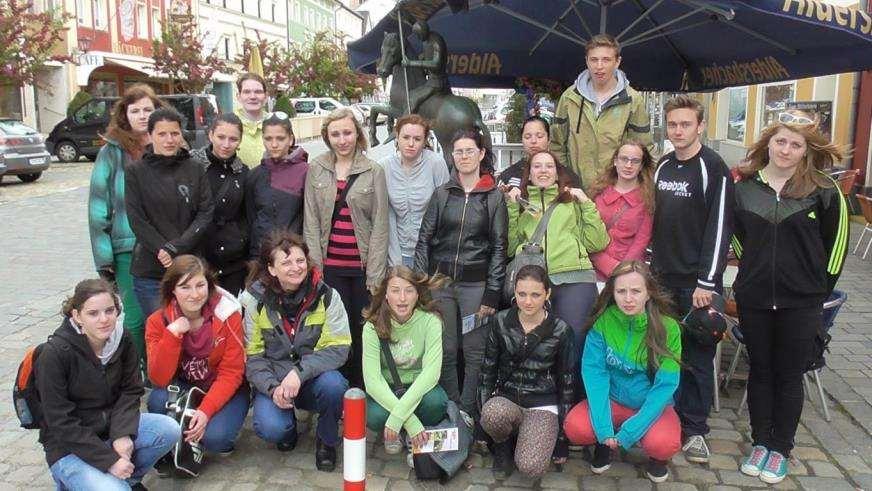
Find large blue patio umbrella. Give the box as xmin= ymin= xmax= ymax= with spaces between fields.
xmin=347 ymin=0 xmax=872 ymax=92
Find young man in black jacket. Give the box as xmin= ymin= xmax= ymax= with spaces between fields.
xmin=651 ymin=95 xmax=733 ymax=464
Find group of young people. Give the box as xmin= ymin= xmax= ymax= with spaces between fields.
xmin=33 ymin=33 xmax=849 ymax=490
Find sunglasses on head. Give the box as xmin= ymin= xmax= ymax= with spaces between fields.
xmin=267 ymin=111 xmax=290 ymax=121
xmin=777 ymin=112 xmax=815 ymax=126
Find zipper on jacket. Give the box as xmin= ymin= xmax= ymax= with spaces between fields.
xmin=771 ymin=192 xmax=780 ymax=310
xmin=540 ymin=192 xmax=549 ymax=272
xmin=453 ymin=193 xmax=470 ymax=279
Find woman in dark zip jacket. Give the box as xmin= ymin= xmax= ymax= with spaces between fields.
xmin=478 ymin=265 xmax=575 ymax=478
xmin=191 ymin=113 xmax=250 ymax=295
xmin=125 ymin=108 xmax=215 ymax=319
xmin=36 ymin=279 xmax=180 ymax=490
xmin=245 ymin=111 xmax=309 ymax=258
xmin=414 ymin=128 xmax=508 ymax=414
xmin=732 ymin=110 xmax=849 ymax=485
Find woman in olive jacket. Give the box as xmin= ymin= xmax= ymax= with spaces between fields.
xmin=303 ymin=108 xmax=388 ymax=388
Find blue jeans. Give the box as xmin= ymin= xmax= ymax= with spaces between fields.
xmin=147 ymin=384 xmax=250 ymax=453
xmin=49 ymin=413 xmax=180 ymax=490
xmin=252 ymin=370 xmax=348 ymax=447
xmin=132 ymin=276 xmax=161 ymax=320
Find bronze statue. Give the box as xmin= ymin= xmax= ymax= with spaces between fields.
xmin=368 ymin=21 xmax=491 ymax=168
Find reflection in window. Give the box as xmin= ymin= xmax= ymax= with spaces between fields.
xmin=727 ymin=87 xmax=747 ymax=142
xmin=761 ymin=83 xmax=795 ymax=130
xmin=74 ymin=100 xmax=108 ymax=124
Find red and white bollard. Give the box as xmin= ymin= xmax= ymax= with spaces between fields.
xmin=343 ymin=388 xmax=366 ymax=491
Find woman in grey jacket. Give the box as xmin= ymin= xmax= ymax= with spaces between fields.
xmin=380 ymin=114 xmax=449 ymax=267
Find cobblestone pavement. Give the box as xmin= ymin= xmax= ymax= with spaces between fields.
xmin=1 ymin=182 xmax=871 ymax=490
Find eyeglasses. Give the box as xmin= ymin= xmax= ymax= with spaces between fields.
xmin=451 ymin=148 xmax=480 ymax=158
xmin=778 ymin=112 xmax=815 ymax=126
xmin=615 ymin=155 xmax=643 ymax=166
xmin=267 ymin=111 xmax=289 ymax=121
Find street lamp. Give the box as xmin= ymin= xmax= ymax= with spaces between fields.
xmin=77 ymin=36 xmax=92 ymax=53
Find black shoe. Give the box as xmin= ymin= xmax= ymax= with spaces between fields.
xmin=315 ymin=438 xmax=337 ymax=472
xmin=154 ymin=453 xmax=173 ymax=478
xmin=492 ymin=440 xmax=514 ymax=479
xmin=645 ymin=458 xmax=669 ymax=483
xmin=276 ymin=431 xmax=298 ymax=452
xmin=590 ymin=444 xmax=611 ymax=474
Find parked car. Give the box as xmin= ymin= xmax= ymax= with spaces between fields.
xmin=0 ymin=119 xmax=51 ymax=183
xmin=46 ymin=94 xmax=217 ymax=162
xmin=292 ymin=97 xmax=365 ymax=124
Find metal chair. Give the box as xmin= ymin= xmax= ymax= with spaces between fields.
xmin=832 ymin=169 xmax=859 ymax=214
xmin=722 ymin=290 xmax=847 ymax=422
xmin=853 ymin=194 xmax=872 ymax=259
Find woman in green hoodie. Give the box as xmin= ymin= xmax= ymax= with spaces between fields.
xmin=361 ymin=266 xmax=447 ymax=456
xmin=88 ymin=84 xmax=164 ymax=362
xmin=506 ymin=149 xmax=609 ymax=350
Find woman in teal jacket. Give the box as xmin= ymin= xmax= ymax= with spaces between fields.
xmin=88 ymin=83 xmax=163 ymax=362
xmin=563 ymin=260 xmax=681 ymax=483
xmin=506 ymin=149 xmax=609 ymax=349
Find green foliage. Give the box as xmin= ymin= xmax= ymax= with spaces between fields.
xmin=273 ymin=94 xmax=296 ymax=118
xmin=505 ymin=94 xmax=528 ymax=143
xmin=67 ymin=91 xmax=93 ymax=117
xmin=286 ymin=32 xmax=378 ymax=100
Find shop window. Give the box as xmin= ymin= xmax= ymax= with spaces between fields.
xmin=727 ymin=87 xmax=747 ymax=142
xmin=759 ymin=82 xmax=795 ymax=132
xmin=151 ymin=7 xmax=161 ymax=37
xmin=136 ymin=2 xmax=147 ymax=38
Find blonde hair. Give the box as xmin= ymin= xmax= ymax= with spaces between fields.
xmin=739 ymin=119 xmax=847 ymax=199
xmin=321 ymin=108 xmax=369 ymax=154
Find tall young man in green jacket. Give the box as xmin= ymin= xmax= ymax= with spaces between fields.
xmin=550 ymin=34 xmax=653 ymax=194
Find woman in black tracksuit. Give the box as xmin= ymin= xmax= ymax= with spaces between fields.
xmin=731 ymin=111 xmax=849 ymax=485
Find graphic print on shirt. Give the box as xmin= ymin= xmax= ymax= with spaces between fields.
xmin=605 ymin=345 xmax=635 ymax=375
xmin=657 ymin=179 xmax=691 ymax=198
xmin=389 ymin=338 xmax=418 ymax=368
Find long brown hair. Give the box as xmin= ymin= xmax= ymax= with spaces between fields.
xmin=588 ymin=140 xmax=656 ymax=214
xmin=159 ymin=255 xmax=217 ymax=308
xmin=104 ymin=83 xmax=164 ymax=158
xmin=519 ymin=150 xmax=574 ymax=203
xmin=362 ymin=267 xmax=446 ymax=341
xmin=739 ymin=117 xmax=846 ymax=199
xmin=585 ymin=260 xmax=678 ymax=374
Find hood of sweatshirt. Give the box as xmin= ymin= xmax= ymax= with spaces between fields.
xmin=574 ymin=69 xmax=629 ymax=109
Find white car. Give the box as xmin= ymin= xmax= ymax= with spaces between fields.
xmin=291 ymin=97 xmax=364 ymax=124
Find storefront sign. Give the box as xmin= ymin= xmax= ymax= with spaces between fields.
xmin=112 ymin=42 xmax=145 ymax=56
xmin=447 ymin=52 xmax=502 ymax=76
xmin=75 ymin=53 xmax=105 ymax=86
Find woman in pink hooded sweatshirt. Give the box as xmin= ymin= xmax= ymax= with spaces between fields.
xmin=589 ymin=141 xmax=655 ymax=282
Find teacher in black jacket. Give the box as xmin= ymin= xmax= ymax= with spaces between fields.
xmin=126 ymin=107 xmax=214 ymax=318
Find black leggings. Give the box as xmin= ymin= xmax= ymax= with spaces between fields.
xmin=324 ymin=268 xmax=370 ymax=389
xmin=738 ymin=305 xmax=821 ymax=456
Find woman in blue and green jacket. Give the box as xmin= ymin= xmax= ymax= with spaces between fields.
xmin=505 ymin=149 xmax=609 ymax=349
xmin=564 ymin=260 xmax=681 ymax=484
xmin=88 ymin=83 xmax=163 ymax=362
xmin=732 ymin=111 xmax=849 ymax=485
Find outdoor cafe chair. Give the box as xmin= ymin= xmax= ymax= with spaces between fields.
xmin=853 ymin=194 xmax=872 ymax=259
xmin=721 ymin=290 xmax=847 ymax=423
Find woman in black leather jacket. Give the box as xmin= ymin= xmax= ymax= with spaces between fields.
xmin=478 ymin=264 xmax=575 ymax=478
xmin=414 ymin=128 xmax=508 ymax=415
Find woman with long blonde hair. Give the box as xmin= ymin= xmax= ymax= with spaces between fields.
xmin=732 ymin=110 xmax=849 ymax=484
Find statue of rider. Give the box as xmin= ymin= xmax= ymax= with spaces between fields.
xmin=402 ymin=20 xmax=450 ymax=114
